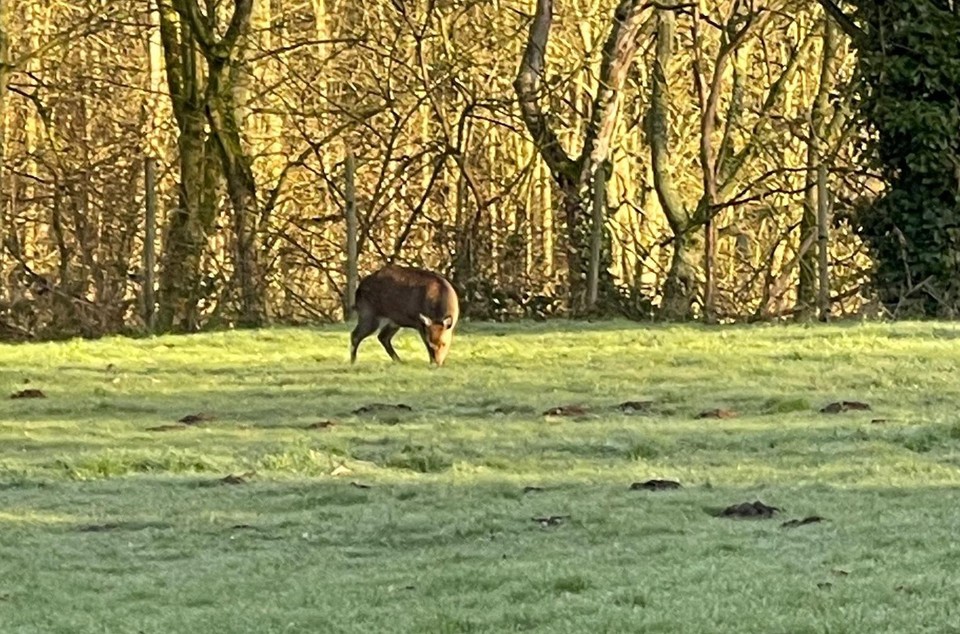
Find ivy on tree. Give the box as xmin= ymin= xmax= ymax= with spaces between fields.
xmin=826 ymin=0 xmax=960 ymax=315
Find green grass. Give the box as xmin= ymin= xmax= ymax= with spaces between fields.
xmin=3 ymin=320 xmax=960 ymax=632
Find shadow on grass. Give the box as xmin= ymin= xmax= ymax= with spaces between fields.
xmin=0 ymin=379 xmax=883 ymax=427
xmin=2 ymin=474 xmax=959 ymax=634
xmin=2 ymin=415 xmax=958 ymax=484
xmin=3 ymin=474 xmax=960 ymax=534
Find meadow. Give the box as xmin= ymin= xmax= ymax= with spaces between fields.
xmin=2 ymin=320 xmax=960 ymax=633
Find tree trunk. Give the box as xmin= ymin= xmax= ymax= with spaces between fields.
xmin=188 ymin=0 xmax=265 ymax=327
xmin=206 ymin=59 xmax=265 ymax=327
xmin=157 ymin=109 xmax=217 ymax=332
xmin=158 ymin=0 xmax=265 ymax=329
xmin=155 ymin=1 xmax=219 ymax=332
xmin=797 ymin=130 xmax=819 ymax=319
xmin=560 ymin=181 xmax=588 ymax=309
xmin=797 ymin=18 xmax=838 ymax=319
xmin=661 ymin=230 xmax=700 ymax=319
xmin=144 ymin=158 xmax=158 ymax=332
xmin=225 ymin=165 xmax=264 ymax=327
xmin=690 ymin=4 xmax=717 ymax=323
xmin=817 ymin=163 xmax=831 ymax=321
xmin=344 ymin=149 xmax=358 ymax=320
xmin=649 ymin=8 xmax=698 ymax=320
xmin=587 ymin=163 xmax=606 ymax=309
xmin=0 ymin=2 xmax=10 ymax=239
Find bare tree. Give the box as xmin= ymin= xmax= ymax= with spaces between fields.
xmin=515 ymin=0 xmax=652 ymax=313
xmin=155 ymin=0 xmax=220 ymax=331
xmin=648 ymin=7 xmax=697 ymax=320
xmin=649 ymin=1 xmax=815 ymax=320
xmin=175 ymin=0 xmax=265 ymax=327
xmin=155 ymin=0 xmax=267 ymax=328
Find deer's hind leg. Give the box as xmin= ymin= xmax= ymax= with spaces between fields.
xmin=350 ymin=309 xmax=380 ymax=363
xmin=377 ymin=323 xmax=402 ymax=362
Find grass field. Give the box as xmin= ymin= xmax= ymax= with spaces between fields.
xmin=2 ymin=320 xmax=960 ymax=633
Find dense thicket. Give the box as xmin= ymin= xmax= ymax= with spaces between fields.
xmin=0 ymin=1 xmax=882 ymax=338
xmin=830 ymin=0 xmax=960 ymax=316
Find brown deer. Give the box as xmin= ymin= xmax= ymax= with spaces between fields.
xmin=350 ymin=265 xmax=460 ymax=366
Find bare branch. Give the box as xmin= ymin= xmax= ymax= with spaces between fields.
xmin=648 ymin=7 xmax=689 ymax=233
xmin=175 ymin=0 xmax=252 ymax=60
xmin=392 ymin=150 xmax=449 ymax=258
xmin=259 ymin=146 xmax=313 ymax=236
xmin=815 ymin=0 xmax=865 ymax=42
xmin=10 ymin=12 xmax=111 ymax=70
xmin=702 ymin=5 xmax=771 ymax=193
xmin=513 ymin=0 xmax=577 ymax=184
xmin=580 ymin=0 xmax=653 ymax=183
xmin=719 ymin=21 xmax=818 ymax=197
xmin=173 ymin=0 xmax=217 ymax=53
xmin=247 ymin=37 xmax=366 ymax=63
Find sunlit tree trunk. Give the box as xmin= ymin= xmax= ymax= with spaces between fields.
xmin=797 ymin=18 xmax=838 ymax=320
xmin=649 ymin=8 xmax=698 ymax=319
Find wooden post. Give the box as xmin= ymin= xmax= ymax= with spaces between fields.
xmin=817 ymin=163 xmax=830 ymax=322
xmin=587 ymin=164 xmax=605 ymax=310
xmin=143 ymin=157 xmax=157 ymax=332
xmin=704 ymin=206 xmax=717 ymax=324
xmin=344 ymin=148 xmax=358 ymax=322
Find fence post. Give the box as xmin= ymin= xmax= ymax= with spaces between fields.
xmin=587 ymin=164 xmax=605 ymax=310
xmin=144 ymin=157 xmax=157 ymax=333
xmin=817 ymin=163 xmax=830 ymax=322
xmin=344 ymin=148 xmax=358 ymax=322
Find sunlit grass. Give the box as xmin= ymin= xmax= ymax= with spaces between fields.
xmin=2 ymin=320 xmax=960 ymax=632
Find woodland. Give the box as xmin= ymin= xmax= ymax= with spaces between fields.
xmin=0 ymin=0 xmax=958 ymax=338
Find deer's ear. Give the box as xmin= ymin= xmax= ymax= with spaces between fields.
xmin=419 ymin=313 xmax=433 ymax=327
xmin=442 ymin=316 xmax=454 ymax=329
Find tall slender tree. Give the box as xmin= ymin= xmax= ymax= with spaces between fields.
xmin=797 ymin=17 xmax=840 ymax=320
